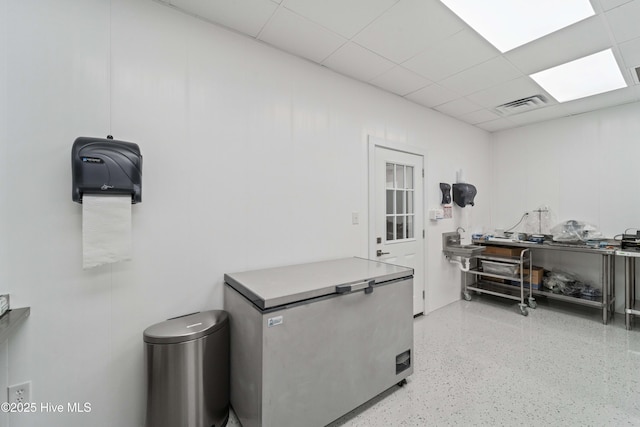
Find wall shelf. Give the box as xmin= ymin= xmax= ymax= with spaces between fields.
xmin=0 ymin=307 xmax=30 ymax=344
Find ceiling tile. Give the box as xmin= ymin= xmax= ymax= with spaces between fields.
xmin=354 ymin=0 xmax=464 ymax=63
xmin=438 ymin=57 xmax=522 ymax=96
xmin=403 ymin=30 xmax=499 ymax=82
xmin=505 ymin=15 xmax=611 ymax=75
xmin=458 ymin=109 xmax=501 ymax=125
xmin=467 ymin=77 xmax=550 ymax=109
xmin=322 ymin=42 xmax=395 ymax=81
xmin=475 ymin=118 xmax=517 ymax=132
xmin=169 ymin=0 xmax=277 ymax=37
xmin=599 ymin=0 xmax=633 ymax=11
xmin=618 ymin=36 xmax=640 ymax=69
xmin=606 ymin=0 xmax=640 ymax=43
xmin=369 ymin=66 xmax=431 ymax=96
xmin=283 ymin=0 xmax=399 ymax=39
xmin=563 ymin=86 xmax=638 ymax=114
xmin=258 ymin=8 xmax=346 ymax=63
xmin=166 ymin=0 xmax=640 ymax=132
xmin=405 ymin=83 xmax=459 ymax=108
xmin=507 ymin=105 xmax=570 ymax=125
xmin=434 ymin=98 xmax=481 ymax=117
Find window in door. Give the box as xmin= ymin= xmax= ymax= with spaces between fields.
xmin=385 ymin=163 xmax=415 ymax=242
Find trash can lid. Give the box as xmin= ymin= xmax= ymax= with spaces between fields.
xmin=143 ymin=310 xmax=228 ymax=344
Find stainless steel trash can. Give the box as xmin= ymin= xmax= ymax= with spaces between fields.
xmin=144 ymin=310 xmax=229 ymax=427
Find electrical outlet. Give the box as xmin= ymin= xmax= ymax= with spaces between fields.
xmin=8 ymin=381 xmax=31 ymax=404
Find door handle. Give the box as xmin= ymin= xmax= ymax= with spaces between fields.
xmin=376 ymin=249 xmax=390 ymax=257
xmin=336 ymin=280 xmax=374 ymax=294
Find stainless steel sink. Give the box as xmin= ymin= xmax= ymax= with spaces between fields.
xmin=444 ymin=244 xmax=486 ymax=257
xmin=442 ymin=232 xmax=485 ymax=258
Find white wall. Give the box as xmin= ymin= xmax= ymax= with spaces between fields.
xmin=426 ymin=137 xmax=491 ymax=310
xmin=491 ymin=100 xmax=640 ymax=312
xmin=0 ymin=0 xmax=9 ymax=425
xmin=1 ymin=0 xmax=491 ymax=426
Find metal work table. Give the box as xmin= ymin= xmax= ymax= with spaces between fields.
xmin=616 ymin=249 xmax=640 ymax=330
xmin=473 ymin=239 xmax=616 ymax=324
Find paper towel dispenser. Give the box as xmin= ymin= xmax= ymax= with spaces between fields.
xmin=72 ymin=136 xmax=142 ymax=203
xmin=452 ymin=183 xmax=476 ymax=207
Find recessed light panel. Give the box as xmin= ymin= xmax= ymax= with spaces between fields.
xmin=530 ymin=49 xmax=627 ymax=103
xmin=440 ymin=0 xmax=595 ymax=52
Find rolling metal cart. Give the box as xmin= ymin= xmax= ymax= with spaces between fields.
xmin=463 ymin=248 xmax=535 ymax=316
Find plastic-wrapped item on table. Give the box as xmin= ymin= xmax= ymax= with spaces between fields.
xmin=542 ymin=269 xmax=579 ymax=294
xmin=550 ymin=220 xmax=603 ymax=242
xmin=542 ymin=269 xmax=603 ymax=300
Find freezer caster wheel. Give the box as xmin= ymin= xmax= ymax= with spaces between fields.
xmin=397 ymin=379 xmax=407 ymax=387
xmin=519 ymin=306 xmax=529 ymax=316
xmin=528 ymin=298 xmax=537 ymax=309
xmin=463 ymin=292 xmax=472 ymax=301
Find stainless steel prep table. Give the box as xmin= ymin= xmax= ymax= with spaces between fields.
xmin=615 ymin=249 xmax=640 ymax=330
xmin=224 ymin=257 xmax=414 ymax=427
xmin=474 ymin=239 xmax=616 ymax=324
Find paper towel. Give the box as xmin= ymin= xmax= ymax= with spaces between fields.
xmin=460 ymin=208 xmax=472 ymax=245
xmin=82 ymin=195 xmax=132 ymax=269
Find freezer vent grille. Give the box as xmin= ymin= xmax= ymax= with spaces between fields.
xmin=396 ymin=349 xmax=411 ymax=374
xmin=495 ymin=95 xmax=548 ymax=115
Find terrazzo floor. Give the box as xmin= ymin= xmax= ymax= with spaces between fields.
xmin=227 ymin=295 xmax=640 ymax=426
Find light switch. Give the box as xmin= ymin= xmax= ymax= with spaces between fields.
xmin=352 ymin=212 xmax=359 ymax=225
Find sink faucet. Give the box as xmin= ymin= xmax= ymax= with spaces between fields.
xmin=456 ymin=227 xmax=465 ymax=234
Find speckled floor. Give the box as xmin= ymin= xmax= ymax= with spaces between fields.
xmin=227 ymin=295 xmax=640 ymax=426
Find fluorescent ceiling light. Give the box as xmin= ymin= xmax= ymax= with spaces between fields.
xmin=530 ymin=49 xmax=627 ymax=103
xmin=440 ymin=0 xmax=595 ymax=52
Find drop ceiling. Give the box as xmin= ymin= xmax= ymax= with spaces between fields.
xmin=157 ymin=0 xmax=640 ymax=132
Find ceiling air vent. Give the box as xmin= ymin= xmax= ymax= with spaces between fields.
xmin=495 ymin=95 xmax=548 ymax=115
xmin=633 ymin=66 xmax=640 ymax=84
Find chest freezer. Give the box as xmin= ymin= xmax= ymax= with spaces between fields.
xmin=224 ymin=257 xmax=414 ymax=427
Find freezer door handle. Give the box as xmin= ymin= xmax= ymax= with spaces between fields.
xmin=335 ymin=280 xmax=375 ymax=294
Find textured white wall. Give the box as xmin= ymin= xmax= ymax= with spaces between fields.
xmin=491 ymin=101 xmax=640 ymax=313
xmin=2 ymin=0 xmax=490 ymax=426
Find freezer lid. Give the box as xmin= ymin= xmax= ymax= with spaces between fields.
xmin=224 ymin=257 xmax=413 ymax=310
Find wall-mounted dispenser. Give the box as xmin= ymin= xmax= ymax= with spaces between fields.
xmin=429 ymin=208 xmax=444 ymax=221
xmin=71 ymin=136 xmax=142 ymax=203
xmin=439 ymin=183 xmax=451 ymax=205
xmin=452 ymin=183 xmax=477 ymax=207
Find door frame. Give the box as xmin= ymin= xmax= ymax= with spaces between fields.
xmin=367 ymin=135 xmax=427 ymax=315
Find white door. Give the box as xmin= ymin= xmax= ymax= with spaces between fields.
xmin=371 ymin=145 xmax=425 ymax=315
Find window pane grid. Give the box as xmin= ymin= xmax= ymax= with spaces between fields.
xmin=385 ymin=162 xmax=416 ymax=242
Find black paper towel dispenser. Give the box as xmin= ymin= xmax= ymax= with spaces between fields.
xmin=72 ymin=136 xmax=142 ymax=203
xmin=452 ymin=183 xmax=476 ymax=207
